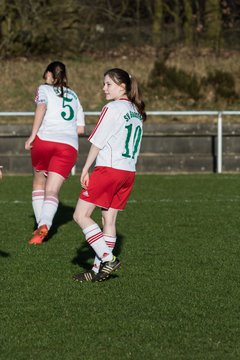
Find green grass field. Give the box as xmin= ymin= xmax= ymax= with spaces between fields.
xmin=1 ymin=174 xmax=240 ymax=360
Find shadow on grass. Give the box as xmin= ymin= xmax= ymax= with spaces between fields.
xmin=31 ymin=202 xmax=75 ymax=242
xmin=71 ymin=233 xmax=124 ymax=271
xmin=48 ymin=202 xmax=75 ymax=241
xmin=0 ymin=250 xmax=10 ymax=258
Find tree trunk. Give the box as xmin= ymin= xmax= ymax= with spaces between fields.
xmin=205 ymin=0 xmax=222 ymax=52
xmin=152 ymin=0 xmax=163 ymax=46
xmin=183 ymin=0 xmax=194 ymax=46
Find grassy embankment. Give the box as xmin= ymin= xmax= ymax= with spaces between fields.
xmin=0 ymin=47 xmax=240 ymax=124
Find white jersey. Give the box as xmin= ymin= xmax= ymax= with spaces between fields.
xmin=89 ymin=99 xmax=143 ymax=171
xmin=35 ymin=84 xmax=85 ymax=150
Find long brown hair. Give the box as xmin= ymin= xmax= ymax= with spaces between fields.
xmin=43 ymin=61 xmax=68 ymax=97
xmin=104 ymin=68 xmax=147 ymax=122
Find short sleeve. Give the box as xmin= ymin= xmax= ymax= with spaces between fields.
xmin=76 ymin=98 xmax=85 ymax=126
xmin=88 ymin=105 xmax=121 ymax=149
xmin=34 ymin=85 xmax=48 ymax=104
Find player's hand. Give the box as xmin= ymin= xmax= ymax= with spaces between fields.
xmin=80 ymin=168 xmax=89 ymax=189
xmin=25 ymin=135 xmax=35 ymax=150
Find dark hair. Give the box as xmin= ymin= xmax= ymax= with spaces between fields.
xmin=104 ymin=68 xmax=147 ymax=122
xmin=43 ymin=61 xmax=68 ymax=97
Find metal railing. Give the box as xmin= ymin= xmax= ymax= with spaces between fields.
xmin=1 ymin=110 xmax=240 ymax=174
xmin=146 ymin=111 xmax=240 ymax=174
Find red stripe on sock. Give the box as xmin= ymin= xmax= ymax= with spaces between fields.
xmin=106 ymin=241 xmax=115 ymax=248
xmin=87 ymin=232 xmax=103 ymax=244
xmin=45 ymin=196 xmax=58 ymax=204
xmin=32 ymin=191 xmax=45 ymax=197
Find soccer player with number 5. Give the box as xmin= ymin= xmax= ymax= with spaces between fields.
xmin=25 ymin=61 xmax=85 ymax=244
xmin=73 ymin=68 xmax=146 ymax=282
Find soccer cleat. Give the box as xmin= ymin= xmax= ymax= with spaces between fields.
xmin=93 ymin=256 xmax=121 ymax=282
xmin=73 ymin=270 xmax=97 ymax=282
xmin=28 ymin=224 xmax=48 ymax=245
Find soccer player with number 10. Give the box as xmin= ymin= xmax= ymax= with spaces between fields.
xmin=73 ymin=68 xmax=147 ymax=282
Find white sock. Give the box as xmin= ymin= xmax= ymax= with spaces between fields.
xmin=38 ymin=195 xmax=59 ymax=229
xmin=32 ymin=190 xmax=45 ymax=225
xmin=92 ymin=234 xmax=117 ymax=273
xmin=83 ymin=224 xmax=113 ymax=263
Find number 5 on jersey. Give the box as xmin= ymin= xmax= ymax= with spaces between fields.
xmin=61 ymin=97 xmax=74 ymax=121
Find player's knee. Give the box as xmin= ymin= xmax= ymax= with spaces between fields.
xmin=73 ymin=210 xmax=84 ymax=227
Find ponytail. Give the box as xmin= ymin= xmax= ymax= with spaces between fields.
xmin=43 ymin=61 xmax=68 ymax=97
xmin=128 ymin=76 xmax=147 ymax=122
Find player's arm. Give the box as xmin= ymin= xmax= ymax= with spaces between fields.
xmin=25 ymin=103 xmax=46 ymax=150
xmin=80 ymin=144 xmax=100 ymax=189
xmin=76 ymin=98 xmax=85 ymax=136
xmin=77 ymin=126 xmax=85 ymax=135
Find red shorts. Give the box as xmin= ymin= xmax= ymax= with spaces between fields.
xmin=80 ymin=166 xmax=135 ymax=210
xmin=31 ymin=136 xmax=77 ymax=179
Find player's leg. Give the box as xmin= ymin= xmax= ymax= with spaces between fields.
xmin=29 ymin=172 xmax=65 ymax=244
xmin=91 ymin=208 xmax=118 ymax=273
xmin=32 ymin=170 xmax=46 ymax=225
xmin=39 ymin=142 xmax=77 ymax=231
xmin=92 ymin=207 xmax=120 ymax=281
xmin=92 ymin=170 xmax=135 ymax=281
xmin=73 ymin=199 xmax=98 ymax=281
xmin=73 ymin=199 xmax=117 ymax=282
xmin=102 ymin=207 xmax=118 ymax=236
xmin=30 ymin=136 xmax=47 ymax=226
xmin=73 ymin=167 xmax=123 ymax=282
xmin=29 ymin=141 xmax=77 ymax=245
xmin=73 ymin=199 xmax=113 ymax=261
xmin=38 ymin=171 xmax=65 ymax=228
